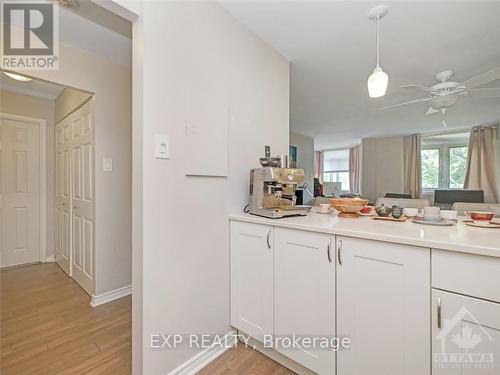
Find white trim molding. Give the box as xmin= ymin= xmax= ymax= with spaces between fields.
xmin=167 ymin=330 xmax=237 ymax=375
xmin=90 ymin=284 xmax=132 ymax=307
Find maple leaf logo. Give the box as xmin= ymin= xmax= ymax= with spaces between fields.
xmin=451 ymin=324 xmax=483 ymax=350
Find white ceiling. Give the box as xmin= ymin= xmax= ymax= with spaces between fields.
xmin=221 ymin=1 xmax=500 ymax=149
xmin=59 ymin=4 xmax=131 ymax=67
xmin=1 ymin=73 xmax=65 ymax=100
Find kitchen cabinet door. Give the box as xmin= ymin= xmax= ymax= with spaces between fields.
xmin=274 ymin=228 xmax=335 ymax=375
xmin=336 ymin=236 xmax=430 ymax=375
xmin=432 ymin=289 xmax=500 ymax=375
xmin=230 ymin=221 xmax=273 ymax=342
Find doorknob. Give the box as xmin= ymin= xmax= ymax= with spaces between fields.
xmin=73 ymin=205 xmax=78 ymax=210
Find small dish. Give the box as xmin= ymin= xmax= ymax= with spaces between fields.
xmin=465 ymin=222 xmax=500 ymax=228
xmin=359 ymin=212 xmax=375 ymax=217
xmin=412 ymin=217 xmax=454 ymax=226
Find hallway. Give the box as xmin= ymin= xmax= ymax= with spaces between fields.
xmin=0 ymin=263 xmax=131 ymax=374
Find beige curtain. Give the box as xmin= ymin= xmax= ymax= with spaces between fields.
xmin=314 ymin=151 xmax=324 ymax=183
xmin=403 ymin=134 xmax=421 ymax=198
xmin=464 ymin=125 xmax=499 ymax=203
xmin=349 ymin=146 xmax=360 ymax=193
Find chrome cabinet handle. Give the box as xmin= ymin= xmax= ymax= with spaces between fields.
xmin=437 ymin=297 xmax=442 ymax=329
xmin=327 ymin=238 xmax=332 ymax=263
xmin=338 ymin=239 xmax=343 ymax=265
xmin=266 ymin=229 xmax=271 ymax=249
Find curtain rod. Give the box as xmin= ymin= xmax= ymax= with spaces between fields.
xmin=420 ymin=123 xmax=498 ymax=138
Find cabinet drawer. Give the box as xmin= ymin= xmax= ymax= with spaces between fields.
xmin=432 ymin=249 xmax=500 ymax=303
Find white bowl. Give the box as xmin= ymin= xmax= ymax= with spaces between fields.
xmin=440 ymin=210 xmax=457 ymax=220
xmin=403 ymin=208 xmax=419 ymax=218
xmin=423 ymin=214 xmax=442 ymax=222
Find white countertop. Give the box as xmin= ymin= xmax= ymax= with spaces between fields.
xmin=229 ymin=209 xmax=500 ymax=258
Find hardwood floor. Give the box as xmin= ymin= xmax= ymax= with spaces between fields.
xmin=0 ymin=263 xmax=131 ymax=375
xmin=197 ymin=344 xmax=296 ymax=375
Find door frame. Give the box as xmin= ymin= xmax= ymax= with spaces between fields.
xmin=0 ymin=112 xmax=47 ymax=263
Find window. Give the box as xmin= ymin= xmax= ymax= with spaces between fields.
xmin=421 ymin=143 xmax=468 ymax=190
xmin=421 ymin=148 xmax=440 ymax=189
xmin=448 ymin=146 xmax=468 ymax=189
xmin=323 ymin=149 xmax=350 ymax=193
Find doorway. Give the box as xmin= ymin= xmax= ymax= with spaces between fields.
xmin=0 ymin=73 xmax=95 ymax=296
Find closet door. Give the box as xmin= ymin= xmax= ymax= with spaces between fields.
xmin=55 ymin=118 xmax=72 ymax=276
xmin=70 ymin=98 xmax=95 ymax=295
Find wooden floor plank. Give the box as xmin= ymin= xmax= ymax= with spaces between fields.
xmin=0 ymin=263 xmax=131 ymax=374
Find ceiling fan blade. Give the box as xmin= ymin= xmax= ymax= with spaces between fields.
xmin=426 ymin=106 xmax=440 ymax=115
xmin=460 ymin=66 xmax=500 ymax=88
xmin=379 ymin=97 xmax=433 ymax=111
xmin=400 ymin=84 xmax=434 ymax=93
xmin=467 ymin=88 xmax=500 ymax=97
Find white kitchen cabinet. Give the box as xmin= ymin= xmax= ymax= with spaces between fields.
xmin=336 ymin=236 xmax=430 ymax=375
xmin=230 ymin=221 xmax=273 ymax=342
xmin=432 ymin=289 xmax=500 ymax=375
xmin=274 ymin=228 xmax=335 ymax=375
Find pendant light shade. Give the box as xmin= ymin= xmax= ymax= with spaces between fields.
xmin=367 ymin=5 xmax=389 ymax=98
xmin=367 ymin=66 xmax=388 ymax=98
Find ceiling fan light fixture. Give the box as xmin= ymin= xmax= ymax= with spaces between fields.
xmin=3 ymin=72 xmax=32 ymax=81
xmin=368 ymin=66 xmax=388 ymax=98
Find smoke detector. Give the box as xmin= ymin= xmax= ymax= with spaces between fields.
xmin=56 ymin=0 xmax=80 ymax=8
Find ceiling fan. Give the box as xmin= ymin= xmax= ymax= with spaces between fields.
xmin=379 ymin=66 xmax=500 ymax=115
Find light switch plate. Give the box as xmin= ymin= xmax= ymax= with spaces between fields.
xmin=155 ymin=134 xmax=170 ymax=159
xmin=103 ymin=158 xmax=113 ymax=172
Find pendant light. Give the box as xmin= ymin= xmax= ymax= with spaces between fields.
xmin=367 ymin=5 xmax=389 ymax=98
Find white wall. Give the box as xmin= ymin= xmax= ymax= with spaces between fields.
xmin=361 ymin=136 xmax=405 ymax=203
xmin=0 ymin=90 xmax=56 ymax=259
xmin=131 ymin=1 xmax=289 ymax=373
xmin=15 ymin=44 xmax=132 ymax=295
xmin=290 ymin=131 xmax=314 ymax=200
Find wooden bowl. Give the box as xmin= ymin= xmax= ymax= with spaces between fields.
xmin=329 ymin=198 xmax=369 ymax=218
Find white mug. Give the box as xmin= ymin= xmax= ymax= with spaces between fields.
xmin=423 ymin=206 xmax=440 ymax=217
xmin=319 ymin=203 xmax=331 ymax=214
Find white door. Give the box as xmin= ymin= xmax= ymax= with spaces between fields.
xmin=274 ymin=228 xmax=335 ymax=375
xmin=55 ymin=117 xmax=72 ymax=275
xmin=69 ymin=99 xmax=94 ymax=295
xmin=337 ymin=236 xmax=430 ymax=375
xmin=0 ymin=117 xmax=40 ymax=267
xmin=230 ymin=221 xmax=273 ymax=342
xmin=432 ymin=290 xmax=500 ymax=375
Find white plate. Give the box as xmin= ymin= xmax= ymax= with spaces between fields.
xmin=412 ymin=218 xmax=454 ymax=226
xmin=465 ymin=222 xmax=500 ymax=229
xmin=359 ymin=212 xmax=375 ymax=216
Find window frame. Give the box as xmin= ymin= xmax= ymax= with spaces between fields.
xmin=323 ymin=171 xmax=350 ymax=194
xmin=421 ymin=143 xmax=468 ymax=192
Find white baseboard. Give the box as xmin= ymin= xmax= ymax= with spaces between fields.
xmin=90 ymin=284 xmax=132 ymax=307
xmin=167 ymin=330 xmax=237 ymax=375
xmin=45 ymin=255 xmax=55 ymax=263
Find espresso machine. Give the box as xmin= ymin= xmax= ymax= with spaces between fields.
xmin=249 ymin=167 xmax=310 ymax=219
